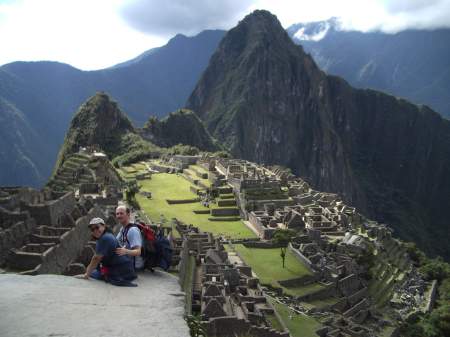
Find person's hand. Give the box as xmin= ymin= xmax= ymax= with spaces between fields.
xmin=74 ymin=273 xmax=89 ymax=279
xmin=74 ymin=274 xmax=88 ymax=279
xmin=116 ymin=247 xmax=128 ymax=256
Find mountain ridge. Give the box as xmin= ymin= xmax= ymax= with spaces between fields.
xmin=287 ymin=20 xmax=450 ymax=119
xmin=0 ymin=29 xmax=225 ymax=187
xmin=187 ymin=10 xmax=450 ymax=259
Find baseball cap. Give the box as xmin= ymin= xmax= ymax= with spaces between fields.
xmin=89 ymin=217 xmax=105 ymax=226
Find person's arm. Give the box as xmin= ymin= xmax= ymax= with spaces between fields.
xmin=84 ymin=255 xmax=103 ymax=279
xmin=116 ymin=227 xmax=142 ymax=257
xmin=116 ymin=246 xmax=141 ymax=256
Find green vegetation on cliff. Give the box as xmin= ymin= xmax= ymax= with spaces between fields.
xmin=140 ymin=109 xmax=220 ymax=152
xmin=53 ymin=92 xmax=161 ymax=174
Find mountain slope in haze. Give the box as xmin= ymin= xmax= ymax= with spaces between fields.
xmin=0 ymin=30 xmax=225 ymax=187
xmin=0 ymin=96 xmax=51 ymax=186
xmin=287 ymin=19 xmax=450 ymax=118
xmin=187 ymin=10 xmax=450 ymax=260
xmin=139 ymin=109 xmax=219 ymax=151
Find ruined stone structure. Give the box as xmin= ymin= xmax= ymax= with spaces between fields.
xmin=0 ymin=187 xmax=112 ymax=275
xmin=185 ymin=156 xmax=436 ymax=337
xmin=176 ymin=222 xmax=289 ymax=337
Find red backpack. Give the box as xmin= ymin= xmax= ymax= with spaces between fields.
xmin=135 ymin=222 xmax=156 ymax=244
xmin=122 ymin=222 xmax=156 ymax=255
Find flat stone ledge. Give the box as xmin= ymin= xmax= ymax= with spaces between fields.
xmin=0 ymin=272 xmax=189 ymax=337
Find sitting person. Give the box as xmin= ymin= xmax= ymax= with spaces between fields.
xmin=115 ymin=205 xmax=144 ymax=271
xmin=84 ymin=217 xmax=137 ymax=287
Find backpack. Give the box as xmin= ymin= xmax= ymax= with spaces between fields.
xmin=123 ymin=222 xmax=173 ymax=271
xmin=154 ymin=230 xmax=173 ymax=271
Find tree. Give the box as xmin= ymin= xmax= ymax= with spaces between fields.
xmin=186 ymin=315 xmax=206 ymax=337
xmin=420 ymin=257 xmax=450 ymax=281
xmin=272 ymin=229 xmax=296 ymax=268
xmin=125 ymin=180 xmax=140 ymax=209
xmin=424 ymin=304 xmax=450 ymax=337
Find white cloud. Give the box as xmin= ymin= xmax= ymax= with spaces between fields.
xmin=0 ymin=0 xmax=165 ymax=70
xmin=1 ymin=0 xmax=450 ymax=70
xmin=118 ymin=0 xmax=254 ymax=37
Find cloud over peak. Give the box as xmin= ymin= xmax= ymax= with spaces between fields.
xmin=119 ymin=0 xmax=253 ymax=37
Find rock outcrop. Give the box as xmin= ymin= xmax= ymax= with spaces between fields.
xmin=139 ymin=109 xmax=219 ymax=152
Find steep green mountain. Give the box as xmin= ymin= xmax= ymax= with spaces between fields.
xmin=139 ymin=109 xmax=219 ymax=151
xmin=187 ymin=10 xmax=450 ymax=260
xmin=287 ymin=19 xmax=450 ymax=119
xmin=54 ymin=92 xmax=160 ymax=173
xmin=0 ymin=30 xmax=225 ymax=187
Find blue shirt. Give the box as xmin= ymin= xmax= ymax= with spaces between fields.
xmin=117 ymin=225 xmax=144 ymax=269
xmin=96 ymin=232 xmax=133 ymax=271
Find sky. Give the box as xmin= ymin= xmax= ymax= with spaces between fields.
xmin=0 ymin=0 xmax=449 ymax=70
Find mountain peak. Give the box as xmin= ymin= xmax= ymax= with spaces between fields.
xmin=225 ymin=10 xmax=290 ymax=49
xmin=71 ymin=92 xmax=134 ymax=134
xmin=53 ymin=92 xmax=135 ymax=169
xmin=186 ymin=10 xmax=319 ymax=139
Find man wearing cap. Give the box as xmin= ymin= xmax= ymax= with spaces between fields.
xmin=84 ymin=217 xmax=136 ymax=286
xmin=115 ymin=205 xmax=144 ymax=271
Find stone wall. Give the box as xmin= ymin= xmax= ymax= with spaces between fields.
xmin=79 ymin=183 xmax=100 ymax=194
xmin=167 ymin=198 xmax=201 ymax=205
xmin=243 ymin=241 xmax=284 ymax=249
xmin=37 ymin=206 xmax=104 ymax=274
xmin=0 ymin=212 xmax=37 ymax=266
xmin=204 ymin=316 xmax=289 ymax=337
xmin=424 ymin=280 xmax=438 ymax=313
xmin=343 ymin=299 xmax=368 ymax=317
xmin=211 ymin=208 xmax=239 ymax=216
xmin=23 ymin=192 xmax=76 ymax=226
xmin=288 ymin=243 xmax=315 ymax=273
xmin=0 ymin=207 xmax=29 ymax=225
xmin=277 ymin=274 xmax=319 ymax=288
xmin=92 ymin=196 xmax=120 ymax=206
xmin=296 ymin=282 xmax=336 ymax=302
xmin=6 ymin=204 xmax=103 ymax=274
xmin=0 ymin=187 xmax=44 ymax=208
xmin=178 ymin=239 xmax=190 ymax=288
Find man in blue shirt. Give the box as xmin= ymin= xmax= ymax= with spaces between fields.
xmin=84 ymin=217 xmax=136 ymax=286
xmin=115 ymin=205 xmax=145 ymax=271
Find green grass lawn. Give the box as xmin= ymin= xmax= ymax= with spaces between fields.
xmin=230 ymin=244 xmax=312 ymax=285
xmin=135 ymin=173 xmax=255 ymax=239
xmin=265 ymin=313 xmax=285 ymax=332
xmin=270 ymin=299 xmax=320 ymax=337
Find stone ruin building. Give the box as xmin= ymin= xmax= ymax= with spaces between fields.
xmin=190 ymin=155 xmax=438 ymax=337
xmin=47 ymin=150 xmax=122 ymax=196
xmin=0 ymin=149 xmax=128 ymax=276
xmin=0 ymin=187 xmax=106 ymax=275
xmin=1 ymin=150 xmax=439 ymax=337
xmin=177 ymin=222 xmax=289 ymax=337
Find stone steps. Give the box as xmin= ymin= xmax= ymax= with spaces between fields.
xmin=208 ymin=217 xmax=241 ymax=222
xmin=210 ymin=207 xmax=239 ymax=217
xmin=217 ymin=199 xmax=236 ymax=207
xmin=218 ymin=186 xmax=233 ymax=194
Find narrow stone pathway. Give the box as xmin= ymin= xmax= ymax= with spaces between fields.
xmin=0 ymin=273 xmax=189 ymax=337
